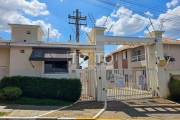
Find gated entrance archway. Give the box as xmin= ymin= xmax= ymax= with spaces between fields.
xmin=77 ymin=27 xmax=167 ymax=102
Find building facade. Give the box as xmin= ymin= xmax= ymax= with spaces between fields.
xmin=0 ymin=24 xmax=95 ymax=79
xmin=106 ymin=38 xmax=180 ymax=70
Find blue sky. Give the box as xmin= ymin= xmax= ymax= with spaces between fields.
xmin=0 ymin=0 xmax=180 ymax=54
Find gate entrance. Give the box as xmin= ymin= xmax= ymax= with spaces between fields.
xmin=106 ymin=68 xmax=159 ymax=100
xmin=78 ymin=69 xmax=97 ymax=101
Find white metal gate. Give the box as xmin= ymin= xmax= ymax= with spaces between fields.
xmin=77 ymin=69 xmax=97 ymax=101
xmin=106 ymin=68 xmax=159 ymax=100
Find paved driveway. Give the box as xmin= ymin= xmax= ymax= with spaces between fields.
xmin=99 ymin=98 xmax=180 ymax=120
xmin=41 ymin=101 xmax=104 ymax=118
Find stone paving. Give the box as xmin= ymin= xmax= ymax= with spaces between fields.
xmin=0 ymin=104 xmax=60 ymax=117
xmin=99 ymin=98 xmax=180 ymax=120
xmin=42 ymin=101 xmax=104 ymax=118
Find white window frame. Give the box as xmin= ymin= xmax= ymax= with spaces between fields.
xmin=42 ymin=61 xmax=69 ymax=75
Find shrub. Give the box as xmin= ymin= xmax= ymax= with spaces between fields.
xmin=168 ymin=78 xmax=180 ymax=101
xmin=0 ymin=76 xmax=82 ymax=102
xmin=1 ymin=87 xmax=22 ymax=100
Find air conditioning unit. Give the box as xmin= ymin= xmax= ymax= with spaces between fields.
xmin=164 ymin=55 xmax=176 ymax=62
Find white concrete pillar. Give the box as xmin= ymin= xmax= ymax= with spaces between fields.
xmin=89 ymin=27 xmax=107 ymax=101
xmin=146 ymin=31 xmax=168 ymax=98
xmin=69 ymin=49 xmax=78 ymax=77
xmin=87 ymin=51 xmax=95 ymax=97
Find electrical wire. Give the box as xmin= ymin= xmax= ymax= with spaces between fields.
xmin=79 ymin=0 xmax=180 ymax=33
xmin=96 ymin=0 xmax=180 ymax=24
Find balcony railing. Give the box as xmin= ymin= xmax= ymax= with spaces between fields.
xmin=131 ymin=54 xmax=145 ymax=62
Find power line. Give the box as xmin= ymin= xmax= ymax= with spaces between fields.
xmin=95 ymin=0 xmax=180 ymax=32
xmin=79 ymin=0 xmax=180 ymax=33
xmin=115 ymin=0 xmax=180 ymax=17
xmin=106 ymin=24 xmax=113 ymax=36
xmin=103 ymin=14 xmax=109 ymax=27
xmin=96 ymin=0 xmax=180 ymax=24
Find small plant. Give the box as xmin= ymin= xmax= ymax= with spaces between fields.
xmin=1 ymin=87 xmax=22 ymax=100
xmin=168 ymin=78 xmax=180 ymax=101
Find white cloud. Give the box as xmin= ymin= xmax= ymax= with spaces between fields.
xmin=177 ymin=38 xmax=180 ymax=40
xmin=117 ymin=45 xmax=123 ymax=49
xmin=95 ymin=6 xmax=148 ymax=36
xmin=60 ymin=0 xmax=63 ymax=2
xmin=145 ymin=6 xmax=180 ymax=38
xmin=144 ymin=11 xmax=153 ymax=17
xmin=0 ymin=0 xmax=49 ymax=16
xmin=166 ymin=0 xmax=179 ymax=8
xmin=81 ymin=26 xmax=92 ymax=33
xmin=111 ymin=6 xmax=132 ymax=18
xmin=94 ymin=5 xmax=180 ymax=38
xmin=96 ymin=16 xmax=113 ymax=26
xmin=0 ymin=0 xmax=61 ymax=40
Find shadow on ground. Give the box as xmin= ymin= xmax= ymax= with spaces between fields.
xmin=42 ymin=101 xmax=104 ymax=118
xmin=99 ymin=98 xmax=180 ymax=119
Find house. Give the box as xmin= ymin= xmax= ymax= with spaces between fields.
xmin=106 ymin=38 xmax=180 ymax=70
xmin=0 ymin=24 xmax=95 ymax=79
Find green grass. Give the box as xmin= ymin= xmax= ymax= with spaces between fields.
xmin=0 ymin=97 xmax=73 ymax=106
xmin=0 ymin=112 xmax=9 ymax=116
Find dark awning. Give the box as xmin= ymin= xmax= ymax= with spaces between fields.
xmin=29 ymin=48 xmax=72 ymax=61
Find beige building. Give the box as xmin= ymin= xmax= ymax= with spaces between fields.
xmin=106 ymin=38 xmax=180 ymax=70
xmin=0 ymin=24 xmax=95 ymax=79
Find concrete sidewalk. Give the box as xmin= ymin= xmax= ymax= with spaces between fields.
xmin=41 ymin=101 xmax=104 ymax=118
xmin=0 ymin=104 xmax=61 ymax=117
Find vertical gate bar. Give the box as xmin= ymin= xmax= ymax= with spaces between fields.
xmin=135 ymin=69 xmax=136 ymax=99
xmin=153 ymin=69 xmax=155 ymax=97
xmin=113 ymin=69 xmax=114 ymax=100
xmin=115 ymin=69 xmax=116 ymax=100
xmin=141 ymin=69 xmax=143 ymax=99
xmin=86 ymin=70 xmax=88 ymax=100
xmin=130 ymin=69 xmax=131 ymax=100
xmin=126 ymin=69 xmax=127 ymax=100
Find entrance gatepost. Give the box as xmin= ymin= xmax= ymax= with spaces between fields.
xmin=146 ymin=31 xmax=168 ymax=98
xmin=88 ymin=27 xmax=107 ymax=101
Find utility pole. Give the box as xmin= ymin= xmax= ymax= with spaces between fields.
xmin=68 ymin=9 xmax=87 ymax=42
xmin=68 ymin=9 xmax=87 ymax=69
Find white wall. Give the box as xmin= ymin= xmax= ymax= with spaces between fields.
xmin=163 ymin=44 xmax=180 ymax=68
xmin=9 ymin=46 xmax=42 ymax=76
xmin=0 ymin=47 xmax=10 ymax=76
xmin=11 ymin=28 xmax=38 ymax=42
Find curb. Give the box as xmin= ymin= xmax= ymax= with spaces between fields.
xmin=36 ymin=101 xmax=79 ymax=117
xmin=93 ymin=101 xmax=107 ymax=118
xmin=165 ymin=98 xmax=180 ymax=106
xmin=0 ymin=117 xmax=92 ymax=120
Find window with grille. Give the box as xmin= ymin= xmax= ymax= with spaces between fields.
xmin=44 ymin=61 xmax=68 ymax=74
